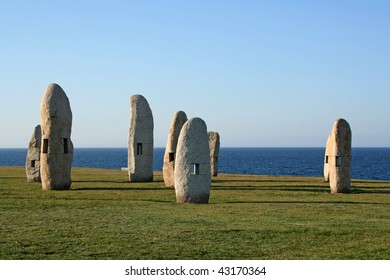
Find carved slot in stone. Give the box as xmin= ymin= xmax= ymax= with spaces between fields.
xmin=192 ymin=163 xmax=200 ymax=175
xmin=169 ymin=153 xmax=174 ymax=162
xmin=63 ymin=138 xmax=69 ymax=154
xmin=31 ymin=160 xmax=35 ymax=168
xmin=137 ymin=143 xmax=143 ymax=155
xmin=43 ymin=139 xmax=49 ymax=153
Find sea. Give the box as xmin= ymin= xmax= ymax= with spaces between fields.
xmin=1 ymin=147 xmax=390 ymax=181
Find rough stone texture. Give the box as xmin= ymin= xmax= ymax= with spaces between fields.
xmin=163 ymin=111 xmax=188 ymax=187
xmin=208 ymin=131 xmax=220 ymax=177
xmin=174 ymin=117 xmax=211 ymax=203
xmin=40 ymin=83 xmax=73 ymax=190
xmin=323 ymin=134 xmax=331 ymax=182
xmin=327 ymin=119 xmax=352 ymax=193
xmin=26 ymin=125 xmax=42 ymax=182
xmin=128 ymin=94 xmax=154 ymax=182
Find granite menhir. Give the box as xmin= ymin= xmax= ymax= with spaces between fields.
xmin=128 ymin=94 xmax=154 ymax=182
xmin=326 ymin=118 xmax=352 ymax=193
xmin=40 ymin=83 xmax=73 ymax=190
xmin=323 ymin=134 xmax=331 ymax=182
xmin=174 ymin=117 xmax=211 ymax=203
xmin=208 ymin=131 xmax=220 ymax=177
xmin=163 ymin=111 xmax=188 ymax=187
xmin=26 ymin=125 xmax=41 ymax=182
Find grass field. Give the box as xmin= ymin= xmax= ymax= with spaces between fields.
xmin=0 ymin=166 xmax=389 ymax=260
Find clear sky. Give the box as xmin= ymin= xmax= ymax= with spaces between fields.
xmin=1 ymin=0 xmax=389 ymax=148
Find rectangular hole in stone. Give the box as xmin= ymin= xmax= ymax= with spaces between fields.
xmin=137 ymin=143 xmax=143 ymax=155
xmin=31 ymin=160 xmax=35 ymax=168
xmin=192 ymin=163 xmax=200 ymax=175
xmin=325 ymin=156 xmax=329 ymax=164
xmin=169 ymin=152 xmax=174 ymax=162
xmin=63 ymin=138 xmax=69 ymax=154
xmin=43 ymin=139 xmax=48 ymax=153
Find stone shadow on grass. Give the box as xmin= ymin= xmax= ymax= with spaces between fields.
xmin=73 ymin=180 xmax=131 ymax=184
xmin=223 ymin=200 xmax=390 ymax=205
xmin=212 ymin=179 xmax=315 ymax=184
xmin=212 ymin=185 xmax=329 ymax=193
xmin=350 ymin=187 xmax=390 ymax=194
xmin=73 ymin=186 xmax=172 ymax=191
xmin=212 ymin=185 xmax=390 ymax=194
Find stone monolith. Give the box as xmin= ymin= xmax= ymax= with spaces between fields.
xmin=26 ymin=125 xmax=41 ymax=182
xmin=163 ymin=111 xmax=188 ymax=187
xmin=40 ymin=83 xmax=73 ymax=190
xmin=327 ymin=118 xmax=352 ymax=193
xmin=323 ymin=134 xmax=331 ymax=182
xmin=174 ymin=117 xmax=211 ymax=203
xmin=128 ymin=94 xmax=154 ymax=182
xmin=208 ymin=131 xmax=220 ymax=177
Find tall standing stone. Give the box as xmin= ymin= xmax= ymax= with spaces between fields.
xmin=40 ymin=83 xmax=73 ymax=190
xmin=163 ymin=111 xmax=188 ymax=187
xmin=208 ymin=131 xmax=220 ymax=177
xmin=174 ymin=117 xmax=211 ymax=203
xmin=26 ymin=125 xmax=42 ymax=182
xmin=323 ymin=134 xmax=331 ymax=182
xmin=327 ymin=118 xmax=352 ymax=193
xmin=128 ymin=94 xmax=154 ymax=182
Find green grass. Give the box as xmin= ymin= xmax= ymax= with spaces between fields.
xmin=1 ymin=166 xmax=389 ymax=260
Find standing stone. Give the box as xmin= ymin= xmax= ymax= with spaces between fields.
xmin=327 ymin=119 xmax=352 ymax=193
xmin=174 ymin=117 xmax=211 ymax=203
xmin=323 ymin=134 xmax=331 ymax=182
xmin=208 ymin=131 xmax=220 ymax=177
xmin=26 ymin=125 xmax=41 ymax=182
xmin=40 ymin=83 xmax=73 ymax=190
xmin=128 ymin=94 xmax=154 ymax=182
xmin=163 ymin=111 xmax=188 ymax=187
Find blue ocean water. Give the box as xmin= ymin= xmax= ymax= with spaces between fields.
xmin=1 ymin=147 xmax=390 ymax=181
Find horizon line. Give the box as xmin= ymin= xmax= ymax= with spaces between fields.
xmin=1 ymin=146 xmax=390 ymax=149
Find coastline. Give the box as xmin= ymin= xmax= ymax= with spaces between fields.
xmin=1 ymin=147 xmax=390 ymax=181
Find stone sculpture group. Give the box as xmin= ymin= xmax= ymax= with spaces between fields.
xmin=127 ymin=95 xmax=215 ymax=203
xmin=26 ymin=83 xmax=353 ymax=198
xmin=26 ymin=87 xmax=217 ymax=201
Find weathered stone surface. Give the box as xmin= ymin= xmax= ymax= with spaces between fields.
xmin=323 ymin=134 xmax=331 ymax=182
xmin=26 ymin=125 xmax=41 ymax=182
xmin=174 ymin=117 xmax=211 ymax=203
xmin=128 ymin=94 xmax=154 ymax=182
xmin=163 ymin=111 xmax=188 ymax=187
xmin=40 ymin=83 xmax=73 ymax=190
xmin=208 ymin=131 xmax=220 ymax=177
xmin=327 ymin=119 xmax=352 ymax=193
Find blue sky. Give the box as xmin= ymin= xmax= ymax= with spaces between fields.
xmin=1 ymin=0 xmax=389 ymax=147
